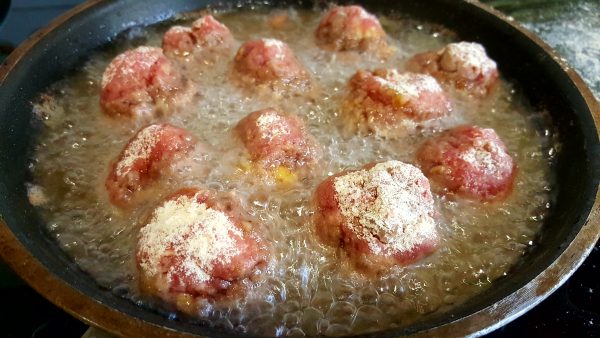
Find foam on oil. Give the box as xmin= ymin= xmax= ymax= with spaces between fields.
xmin=29 ymin=7 xmax=557 ymax=336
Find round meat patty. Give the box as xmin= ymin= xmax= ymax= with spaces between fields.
xmin=315 ymin=5 xmax=388 ymax=54
xmin=406 ymin=41 xmax=499 ymax=96
xmin=137 ymin=188 xmax=268 ymax=304
xmin=314 ymin=160 xmax=439 ymax=273
xmin=162 ymin=15 xmax=234 ymax=56
xmin=100 ymin=46 xmax=186 ymax=118
xmin=416 ymin=125 xmax=516 ymax=201
xmin=235 ymin=108 xmax=320 ymax=170
xmin=233 ymin=38 xmax=309 ymax=88
xmin=105 ymin=123 xmax=196 ymax=207
xmin=342 ymin=69 xmax=451 ymax=137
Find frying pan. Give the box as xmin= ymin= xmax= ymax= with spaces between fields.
xmin=0 ymin=0 xmax=9 ymax=28
xmin=0 ymin=0 xmax=12 ymax=60
xmin=0 ymin=0 xmax=598 ymax=337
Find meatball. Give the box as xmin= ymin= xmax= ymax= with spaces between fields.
xmin=315 ymin=5 xmax=388 ymax=54
xmin=233 ymin=38 xmax=309 ymax=88
xmin=406 ymin=42 xmax=499 ymax=96
xmin=162 ymin=26 xmax=196 ymax=56
xmin=235 ymin=108 xmax=319 ymax=170
xmin=162 ymin=15 xmax=234 ymax=56
xmin=342 ymin=69 xmax=451 ymax=137
xmin=137 ymin=188 xmax=267 ymax=303
xmin=105 ymin=123 xmax=196 ymax=207
xmin=314 ymin=160 xmax=438 ymax=272
xmin=416 ymin=125 xmax=516 ymax=201
xmin=100 ymin=46 xmax=186 ymax=118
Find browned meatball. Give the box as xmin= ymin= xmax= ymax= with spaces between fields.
xmin=235 ymin=108 xmax=320 ymax=170
xmin=162 ymin=15 xmax=234 ymax=56
xmin=105 ymin=123 xmax=196 ymax=207
xmin=137 ymin=188 xmax=268 ymax=304
xmin=315 ymin=5 xmax=388 ymax=54
xmin=342 ymin=69 xmax=451 ymax=137
xmin=233 ymin=38 xmax=310 ymax=89
xmin=314 ymin=160 xmax=439 ymax=273
xmin=416 ymin=125 xmax=516 ymax=201
xmin=100 ymin=47 xmax=186 ymax=118
xmin=407 ymin=42 xmax=499 ymax=96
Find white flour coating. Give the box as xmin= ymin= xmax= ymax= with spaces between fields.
xmin=458 ymin=129 xmax=512 ymax=175
xmin=169 ymin=26 xmax=192 ymax=35
xmin=459 ymin=138 xmax=502 ymax=174
xmin=262 ymin=38 xmax=286 ymax=60
xmin=101 ymin=46 xmax=161 ymax=87
xmin=329 ymin=5 xmax=375 ymax=22
xmin=256 ymin=110 xmax=291 ymax=141
xmin=440 ymin=42 xmax=497 ymax=80
xmin=333 ymin=161 xmax=437 ymax=254
xmin=460 ymin=147 xmax=495 ymax=173
xmin=26 ymin=183 xmax=48 ymax=206
xmin=138 ymin=193 xmax=242 ymax=284
xmin=170 ymin=26 xmax=191 ymax=33
xmin=376 ymin=71 xmax=443 ymax=101
xmin=331 ymin=6 xmax=348 ymax=19
xmin=115 ymin=124 xmax=161 ymax=176
xmin=263 ymin=38 xmax=285 ymax=48
xmin=354 ymin=6 xmax=377 ymax=22
xmin=193 ymin=16 xmax=208 ymax=27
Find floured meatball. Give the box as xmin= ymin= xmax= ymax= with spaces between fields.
xmin=407 ymin=42 xmax=499 ymax=96
xmin=342 ymin=69 xmax=451 ymax=137
xmin=162 ymin=15 xmax=234 ymax=56
xmin=235 ymin=108 xmax=320 ymax=171
xmin=314 ymin=160 xmax=438 ymax=273
xmin=137 ymin=188 xmax=268 ymax=305
xmin=233 ymin=38 xmax=309 ymax=89
xmin=315 ymin=5 xmax=388 ymax=54
xmin=416 ymin=125 xmax=516 ymax=201
xmin=105 ymin=123 xmax=196 ymax=207
xmin=100 ymin=46 xmax=186 ymax=118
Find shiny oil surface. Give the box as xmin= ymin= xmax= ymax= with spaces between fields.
xmin=28 ymin=8 xmax=557 ymax=336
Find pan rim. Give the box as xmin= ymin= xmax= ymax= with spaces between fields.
xmin=0 ymin=0 xmax=598 ymax=337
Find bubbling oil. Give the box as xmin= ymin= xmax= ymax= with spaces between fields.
xmin=30 ymin=7 xmax=557 ymax=336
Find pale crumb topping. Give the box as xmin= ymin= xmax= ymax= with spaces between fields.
xmin=331 ymin=6 xmax=373 ymax=21
xmin=115 ymin=124 xmax=161 ymax=176
xmin=331 ymin=6 xmax=348 ymax=19
xmin=138 ymin=192 xmax=242 ymax=284
xmin=460 ymin=141 xmax=498 ymax=173
xmin=459 ymin=134 xmax=508 ymax=174
xmin=26 ymin=183 xmax=49 ymax=206
xmin=262 ymin=38 xmax=286 ymax=60
xmin=263 ymin=38 xmax=285 ymax=49
xmin=354 ymin=6 xmax=376 ymax=21
xmin=375 ymin=71 xmax=443 ymax=100
xmin=193 ymin=16 xmax=208 ymax=26
xmin=441 ymin=42 xmax=497 ymax=79
xmin=256 ymin=110 xmax=291 ymax=141
xmin=169 ymin=26 xmax=192 ymax=34
xmin=101 ymin=46 xmax=162 ymax=88
xmin=333 ymin=161 xmax=436 ymax=254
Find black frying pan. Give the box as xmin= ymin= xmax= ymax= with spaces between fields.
xmin=0 ymin=0 xmax=12 ymax=60
xmin=0 ymin=0 xmax=9 ymax=27
xmin=0 ymin=1 xmax=598 ymax=337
